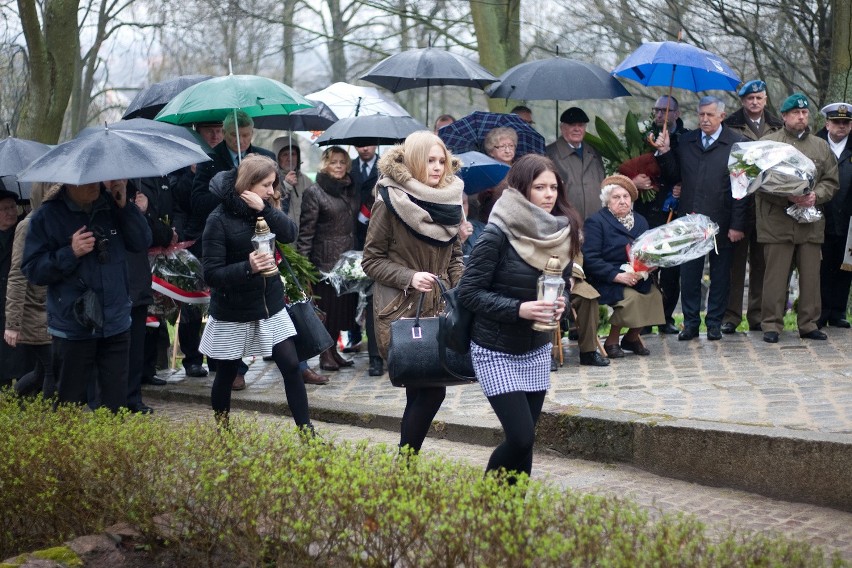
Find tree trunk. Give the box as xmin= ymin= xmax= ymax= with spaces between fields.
xmin=16 ymin=0 xmax=80 ymax=143
xmin=827 ymin=0 xmax=852 ymax=103
xmin=469 ymin=0 xmax=521 ymax=112
xmin=281 ymin=0 xmax=298 ymax=86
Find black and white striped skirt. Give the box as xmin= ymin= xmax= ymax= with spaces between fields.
xmin=200 ymin=307 xmax=296 ymax=360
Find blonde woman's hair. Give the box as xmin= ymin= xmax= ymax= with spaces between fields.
xmin=402 ymin=131 xmax=454 ymax=187
xmin=319 ymin=146 xmax=351 ymax=173
xmin=235 ymin=154 xmax=279 ymax=194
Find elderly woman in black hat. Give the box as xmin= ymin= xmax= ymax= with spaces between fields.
xmin=582 ymin=174 xmax=664 ymax=358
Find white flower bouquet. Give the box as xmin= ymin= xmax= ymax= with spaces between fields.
xmin=627 ymin=214 xmax=720 ymax=270
xmin=323 ymin=250 xmax=372 ymax=295
xmin=728 ymin=141 xmax=815 ymax=200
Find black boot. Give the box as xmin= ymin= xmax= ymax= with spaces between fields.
xmin=368 ymin=356 xmax=384 ymax=376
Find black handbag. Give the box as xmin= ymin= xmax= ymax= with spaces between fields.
xmin=435 ymin=279 xmax=473 ymax=355
xmin=73 ymin=281 xmax=103 ymax=330
xmin=280 ymin=257 xmax=335 ymax=362
xmin=387 ymin=293 xmax=476 ymax=388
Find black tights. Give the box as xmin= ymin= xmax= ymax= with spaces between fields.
xmin=399 ymin=386 xmax=446 ymax=453
xmin=211 ymin=338 xmax=311 ymax=427
xmin=486 ymin=390 xmax=546 ymax=480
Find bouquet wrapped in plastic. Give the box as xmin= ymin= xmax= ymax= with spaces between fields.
xmin=626 ymin=214 xmax=720 ymax=271
xmin=149 ymin=241 xmax=210 ymax=304
xmin=322 ymin=250 xmax=372 ymax=295
xmin=728 ymin=141 xmax=815 ymax=200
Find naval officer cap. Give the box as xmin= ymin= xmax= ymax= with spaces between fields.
xmin=820 ymin=102 xmax=852 ymax=121
xmin=737 ymin=80 xmax=766 ymax=97
xmin=779 ymin=93 xmax=809 ymax=113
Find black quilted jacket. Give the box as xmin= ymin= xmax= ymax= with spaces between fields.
xmin=458 ymin=224 xmax=560 ymax=355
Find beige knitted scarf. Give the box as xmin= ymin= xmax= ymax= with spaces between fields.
xmin=488 ymin=187 xmax=573 ymax=271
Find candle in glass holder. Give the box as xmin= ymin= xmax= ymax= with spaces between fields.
xmin=533 ymin=255 xmax=566 ymax=332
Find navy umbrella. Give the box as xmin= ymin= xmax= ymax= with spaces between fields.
xmin=456 ymin=151 xmax=510 ymax=195
xmin=438 ymin=112 xmax=545 ymax=158
xmin=123 ymin=74 xmax=214 ymax=120
xmin=314 ymin=115 xmax=427 ymax=147
xmin=253 ymin=101 xmax=339 ymax=131
xmin=18 ymin=127 xmax=211 ymax=185
xmin=361 ymin=47 xmax=497 ymax=125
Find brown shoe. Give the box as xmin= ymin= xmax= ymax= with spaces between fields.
xmin=231 ymin=374 xmax=246 ymax=390
xmin=331 ymin=348 xmax=354 ymax=367
xmin=319 ymin=349 xmax=340 ymax=372
xmin=302 ymin=367 xmax=330 ymax=385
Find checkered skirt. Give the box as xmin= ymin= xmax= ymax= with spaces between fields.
xmin=470 ymin=342 xmax=552 ymax=397
xmin=200 ymin=307 xmax=296 ymax=360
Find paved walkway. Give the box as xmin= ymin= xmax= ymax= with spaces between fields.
xmin=151 ymin=329 xmax=852 ymax=436
xmin=153 ymin=399 xmax=852 ymax=562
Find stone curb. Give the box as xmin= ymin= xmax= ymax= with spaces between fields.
xmin=144 ymin=387 xmax=851 ymax=512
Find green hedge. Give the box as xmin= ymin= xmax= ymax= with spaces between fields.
xmin=0 ymin=393 xmax=843 ymax=567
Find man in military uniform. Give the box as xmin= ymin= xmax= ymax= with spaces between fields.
xmin=816 ymin=102 xmax=852 ymax=328
xmin=758 ymin=94 xmax=839 ymax=343
xmin=721 ymin=80 xmax=784 ymax=334
xmin=545 ymin=107 xmax=605 ymax=220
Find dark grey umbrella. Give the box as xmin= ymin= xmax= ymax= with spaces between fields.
xmin=314 ymin=115 xmax=427 ymax=147
xmin=18 ymin=127 xmax=211 ymax=185
xmin=81 ymin=118 xmax=212 ymax=153
xmin=123 ymin=74 xmax=214 ymax=120
xmin=486 ymin=58 xmax=631 ymax=137
xmin=361 ymin=47 xmax=497 ymax=125
xmin=252 ymin=101 xmax=339 ymax=131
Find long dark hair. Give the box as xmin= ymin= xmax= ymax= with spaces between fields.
xmin=506 ymin=154 xmax=582 ymax=259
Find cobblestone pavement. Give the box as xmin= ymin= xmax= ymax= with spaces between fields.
xmin=154 ymin=399 xmax=852 ymax=562
xmin=153 ymin=329 xmax=852 ymax=437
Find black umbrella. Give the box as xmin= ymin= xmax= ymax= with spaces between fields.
xmin=122 ymin=74 xmax=213 ymax=120
xmin=18 ymin=127 xmax=211 ymax=185
xmin=81 ymin=118 xmax=212 ymax=153
xmin=253 ymin=101 xmax=339 ymax=131
xmin=361 ymin=47 xmax=497 ymax=125
xmin=487 ymin=58 xmax=631 ymax=138
xmin=314 ymin=115 xmax=427 ymax=147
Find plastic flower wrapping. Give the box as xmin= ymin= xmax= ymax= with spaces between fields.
xmin=626 ymin=214 xmax=720 ymax=271
xmin=323 ymin=250 xmax=372 ymax=295
xmin=149 ymin=241 xmax=210 ymax=305
xmin=728 ymin=141 xmax=815 ymax=199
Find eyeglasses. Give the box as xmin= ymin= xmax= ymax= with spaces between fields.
xmin=493 ymin=143 xmax=516 ymax=151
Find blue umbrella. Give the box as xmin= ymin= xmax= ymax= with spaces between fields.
xmin=456 ymin=151 xmax=510 ymax=195
xmin=438 ymin=111 xmax=545 ymax=158
xmin=612 ymin=41 xmax=741 ymax=92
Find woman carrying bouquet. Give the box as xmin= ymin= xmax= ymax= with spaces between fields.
xmin=582 ymin=175 xmax=665 ymax=357
xmin=200 ymin=155 xmax=314 ymax=431
xmin=296 ymin=147 xmax=360 ymax=371
xmin=362 ymin=131 xmax=464 ymax=454
xmin=458 ymin=154 xmax=579 ymax=481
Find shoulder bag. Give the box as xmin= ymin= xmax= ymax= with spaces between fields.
xmin=387 ymin=292 xmax=476 ymax=388
xmin=280 ymin=256 xmax=335 ymax=362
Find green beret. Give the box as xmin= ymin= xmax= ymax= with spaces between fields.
xmin=780 ymin=93 xmax=809 ymax=113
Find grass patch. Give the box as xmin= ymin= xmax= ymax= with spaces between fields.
xmin=0 ymin=393 xmax=843 ymax=567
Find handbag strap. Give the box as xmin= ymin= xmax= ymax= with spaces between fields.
xmin=279 ymin=252 xmax=309 ymax=302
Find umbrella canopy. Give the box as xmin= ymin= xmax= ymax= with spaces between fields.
xmin=253 ymin=101 xmax=339 ymax=131
xmin=612 ymin=41 xmax=741 ymax=92
xmin=18 ymin=128 xmax=211 ymax=185
xmin=487 ymin=58 xmax=630 ymax=101
xmin=438 ymin=112 xmax=545 ymax=158
xmin=314 ymin=115 xmax=427 ymax=147
xmin=361 ymin=47 xmax=497 ymax=92
xmin=154 ymin=74 xmax=314 ymax=125
xmin=305 ymin=82 xmax=410 ymax=119
xmin=80 ymin=118 xmax=212 ymax=153
xmin=1 ymin=176 xmax=33 ymax=200
xmin=456 ymin=151 xmax=511 ymax=195
xmin=0 ymin=137 xmax=52 ymax=177
xmin=122 ymin=74 xmax=213 ymax=120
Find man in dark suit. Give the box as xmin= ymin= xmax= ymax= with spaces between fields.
xmin=656 ymin=96 xmax=748 ymax=341
xmin=188 ymin=110 xmax=274 ymax=390
xmin=347 ymin=145 xmax=383 ymax=376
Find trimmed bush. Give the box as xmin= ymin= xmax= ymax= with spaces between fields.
xmin=0 ymin=393 xmax=843 ymax=567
